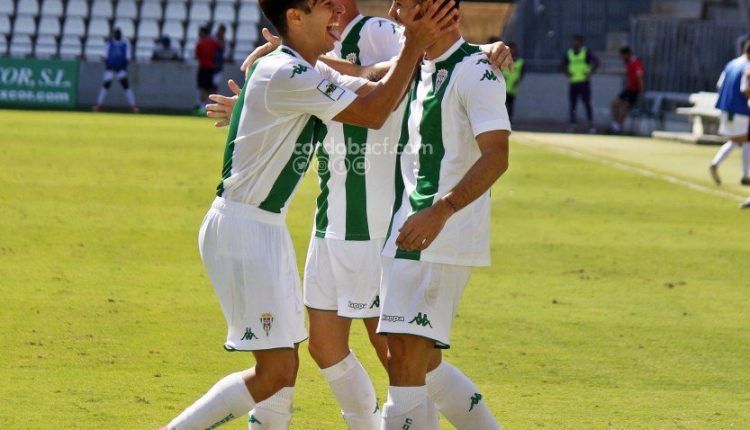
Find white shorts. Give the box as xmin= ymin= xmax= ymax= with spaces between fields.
xmin=303 ymin=236 xmax=384 ymax=318
xmin=103 ymin=69 xmax=127 ymax=82
xmin=198 ymin=197 xmax=307 ymax=351
xmin=376 ymin=257 xmax=472 ymax=348
xmin=719 ymin=112 xmax=749 ymax=137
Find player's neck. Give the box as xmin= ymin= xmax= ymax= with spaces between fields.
xmin=424 ymin=32 xmax=462 ymax=61
xmin=339 ymin=1 xmax=361 ymax=30
xmin=284 ymin=35 xmax=323 ymax=66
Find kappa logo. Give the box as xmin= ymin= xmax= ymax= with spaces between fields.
xmin=317 ymin=80 xmax=345 ymax=101
xmin=241 ymin=327 xmax=258 ymax=341
xmin=346 ymin=52 xmax=358 ymax=64
xmin=249 ymin=414 xmax=262 ymax=424
xmin=469 ymin=392 xmax=483 ymax=411
xmin=348 ymin=301 xmax=367 ymax=310
xmin=381 ymin=314 xmax=405 ymax=323
xmin=435 ymin=69 xmax=448 ymax=92
xmin=408 ymin=312 xmax=432 ymax=327
xmin=260 ymin=312 xmax=274 ymax=336
xmin=480 ymin=70 xmax=498 ymax=82
xmin=290 ymin=64 xmax=308 ymax=78
xmin=369 ymin=295 xmax=380 ymax=309
xmin=206 ymin=414 xmax=234 ymax=429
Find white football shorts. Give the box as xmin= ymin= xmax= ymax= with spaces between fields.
xmin=718 ymin=112 xmax=749 ymax=137
xmin=103 ymin=69 xmax=128 ymax=82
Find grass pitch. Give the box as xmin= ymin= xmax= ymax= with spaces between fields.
xmin=1 ymin=110 xmax=749 ymax=429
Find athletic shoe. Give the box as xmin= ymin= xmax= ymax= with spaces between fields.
xmin=93 ymin=104 xmax=102 ymax=112
xmin=741 ymin=177 xmax=750 ymax=186
xmin=710 ymin=165 xmax=721 ymax=185
xmin=131 ymin=106 xmax=140 ymax=114
xmin=740 ymin=198 xmax=750 ymax=209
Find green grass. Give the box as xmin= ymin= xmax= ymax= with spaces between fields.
xmin=1 ymin=110 xmax=749 ymax=429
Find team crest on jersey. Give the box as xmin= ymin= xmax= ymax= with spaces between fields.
xmin=317 ymin=80 xmax=345 ymax=101
xmin=346 ymin=52 xmax=359 ymax=64
xmin=435 ymin=69 xmax=449 ymax=92
xmin=260 ymin=313 xmax=274 ymax=336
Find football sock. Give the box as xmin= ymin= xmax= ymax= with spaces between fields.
xmin=320 ymin=351 xmax=380 ymax=430
xmin=167 ymin=371 xmax=256 ymax=430
xmin=712 ymin=140 xmax=737 ymax=166
xmin=96 ymin=87 xmax=108 ymax=106
xmin=426 ymin=361 xmax=500 ymax=430
xmin=381 ymin=386 xmax=431 ymax=430
xmin=248 ymin=387 xmax=294 ymax=430
xmin=125 ymin=89 xmax=137 ymax=108
xmin=742 ymin=143 xmax=750 ymax=178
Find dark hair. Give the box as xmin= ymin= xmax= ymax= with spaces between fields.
xmin=573 ymin=34 xmax=583 ymax=41
xmin=113 ymin=28 xmax=122 ymax=39
xmin=620 ymin=46 xmax=632 ymax=55
xmin=743 ymin=38 xmax=750 ymax=53
xmin=259 ymin=0 xmax=313 ymax=36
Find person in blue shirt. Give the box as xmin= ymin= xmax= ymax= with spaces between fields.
xmin=709 ymin=39 xmax=750 ymax=186
xmin=94 ymin=28 xmax=139 ymax=113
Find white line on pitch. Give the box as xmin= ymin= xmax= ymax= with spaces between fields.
xmin=518 ymin=138 xmax=747 ymax=203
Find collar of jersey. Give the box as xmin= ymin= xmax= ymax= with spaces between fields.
xmin=276 ymin=45 xmax=316 ymax=68
xmin=338 ymin=14 xmax=365 ymax=44
xmin=423 ymin=37 xmax=465 ymax=69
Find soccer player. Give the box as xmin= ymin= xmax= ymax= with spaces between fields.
xmin=609 ymin=46 xmax=644 ymax=134
xmin=94 ymin=28 xmax=138 ymax=113
xmin=560 ymin=34 xmax=599 ymax=133
xmin=710 ymin=39 xmax=750 ymax=186
xmin=501 ymin=41 xmax=524 ymax=121
xmin=159 ymin=1 xmax=455 ymax=429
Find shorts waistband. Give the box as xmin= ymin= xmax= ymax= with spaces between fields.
xmin=210 ymin=197 xmax=286 ymax=226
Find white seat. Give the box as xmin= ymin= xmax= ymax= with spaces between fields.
xmin=135 ymin=38 xmax=154 ymax=61
xmin=235 ymin=23 xmax=256 ymax=42
xmin=41 ymin=0 xmax=63 ymax=17
xmin=10 ymin=35 xmax=33 ymax=56
xmin=13 ymin=15 xmax=37 ymax=35
xmin=59 ymin=35 xmax=81 ymax=57
xmin=0 ymin=1 xmax=14 ymax=15
xmin=185 ymin=21 xmax=203 ymax=41
xmin=162 ymin=20 xmax=184 ymax=41
xmin=238 ymin=2 xmax=259 ymax=23
xmin=37 ymin=16 xmax=61 ymax=36
xmin=62 ymin=16 xmax=85 ymax=36
xmin=84 ymin=36 xmax=106 ymax=59
xmin=213 ymin=4 xmax=235 ymax=22
xmin=91 ymin=0 xmax=113 ymax=18
xmin=164 ymin=2 xmax=187 ymax=21
xmin=113 ymin=18 xmax=135 ymax=39
xmin=140 ymin=1 xmax=162 ymax=20
xmin=0 ymin=15 xmax=11 ymax=35
xmin=17 ymin=0 xmax=40 ymax=16
xmin=215 ymin=0 xmax=235 ymax=4
xmin=34 ymin=34 xmax=57 ymax=57
xmin=87 ymin=18 xmax=110 ymax=37
xmin=137 ymin=19 xmax=159 ymax=39
xmin=234 ymin=41 xmax=255 ymax=58
xmin=65 ymin=0 xmax=88 ymax=17
xmin=115 ymin=0 xmax=137 ymax=19
xmin=189 ymin=2 xmax=211 ymax=21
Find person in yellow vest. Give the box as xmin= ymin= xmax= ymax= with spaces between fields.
xmin=560 ymin=35 xmax=599 ymax=133
xmin=502 ymin=41 xmax=524 ymax=121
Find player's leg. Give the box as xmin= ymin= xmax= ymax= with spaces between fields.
xmin=95 ymin=70 xmax=114 ymax=109
xmin=116 ymin=70 xmax=138 ymax=112
xmin=710 ymin=140 xmax=737 ymax=185
xmin=363 ymin=317 xmax=388 ymax=369
xmin=568 ymin=83 xmax=578 ymax=127
xmin=247 ymin=345 xmax=300 ymax=430
xmin=582 ymin=81 xmax=594 ymax=131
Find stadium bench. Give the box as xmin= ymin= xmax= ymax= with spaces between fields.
xmin=675 ymin=92 xmax=721 ymax=137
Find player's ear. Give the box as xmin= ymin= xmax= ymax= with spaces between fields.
xmin=286 ymin=8 xmax=304 ymax=33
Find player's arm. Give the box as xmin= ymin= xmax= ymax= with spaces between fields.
xmin=396 ymin=131 xmax=509 ymax=251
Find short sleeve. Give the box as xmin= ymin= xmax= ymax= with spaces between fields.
xmin=265 ymin=60 xmax=359 ymax=121
xmin=316 ymin=61 xmax=369 ymax=93
xmin=457 ymin=58 xmax=512 ymax=137
xmin=742 ymin=66 xmax=750 ymax=93
xmin=365 ymin=18 xmax=404 ymax=62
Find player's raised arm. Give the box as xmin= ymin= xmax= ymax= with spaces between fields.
xmin=333 ymin=0 xmax=458 ymax=129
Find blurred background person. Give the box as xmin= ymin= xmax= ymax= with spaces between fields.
xmin=709 ymin=39 xmax=750 ymax=186
xmin=609 ymin=46 xmax=644 ymax=134
xmin=501 ymin=41 xmax=524 ymax=121
xmin=94 ymin=28 xmax=138 ymax=113
xmin=152 ymin=36 xmax=182 ymax=61
xmin=561 ymin=34 xmax=599 ymax=133
xmin=212 ymin=24 xmax=227 ymax=91
xmin=194 ymin=25 xmax=219 ymax=114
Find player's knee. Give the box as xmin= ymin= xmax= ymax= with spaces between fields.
xmin=386 ymin=335 xmax=432 ymax=381
xmin=120 ymin=78 xmax=130 ymax=89
xmin=307 ymin=335 xmax=347 ymax=368
xmin=102 ymin=80 xmax=112 ymax=89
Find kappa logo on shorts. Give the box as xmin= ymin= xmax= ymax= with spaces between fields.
xmin=408 ymin=312 xmax=433 ymax=328
xmin=241 ymin=327 xmax=258 ymax=341
xmin=469 ymin=392 xmax=483 ymax=411
xmin=348 ymin=301 xmax=367 ymax=310
xmin=260 ymin=313 xmax=274 ymax=336
xmin=369 ymin=295 xmax=380 ymax=309
xmin=381 ymin=314 xmax=405 ymax=323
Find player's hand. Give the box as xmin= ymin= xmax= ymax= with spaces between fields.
xmin=395 ymin=200 xmax=454 ymax=251
xmin=240 ymin=28 xmax=281 ymax=75
xmin=400 ymin=0 xmax=459 ymax=52
xmin=206 ymin=79 xmax=241 ymax=127
xmin=481 ymin=41 xmax=513 ymax=72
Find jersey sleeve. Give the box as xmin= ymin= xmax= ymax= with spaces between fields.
xmin=365 ymin=18 xmax=404 ymax=62
xmin=316 ymin=61 xmax=369 ymax=92
xmin=457 ymin=57 xmax=512 ymax=137
xmin=741 ymin=66 xmax=750 ymax=93
xmin=265 ymin=60 xmax=359 ymax=121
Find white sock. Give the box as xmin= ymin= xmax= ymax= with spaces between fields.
xmin=168 ymin=371 xmax=256 ymax=430
xmin=381 ymin=386 xmax=431 ymax=430
xmin=742 ymin=143 xmax=750 ymax=178
xmin=321 ymin=351 xmax=380 ymax=430
xmin=712 ymin=140 xmax=737 ymax=166
xmin=96 ymin=87 xmax=108 ymax=105
xmin=426 ymin=362 xmax=500 ymax=430
xmin=125 ymin=88 xmax=137 ymax=107
xmin=248 ymin=387 xmax=294 ymax=430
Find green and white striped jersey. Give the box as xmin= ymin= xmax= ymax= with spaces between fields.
xmin=313 ymin=15 xmax=406 ymax=240
xmin=383 ymin=38 xmax=512 ymax=266
xmin=216 ymin=46 xmax=367 ymax=215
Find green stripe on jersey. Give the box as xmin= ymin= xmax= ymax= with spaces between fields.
xmin=395 ymin=43 xmax=481 ymax=261
xmin=216 ymin=60 xmax=260 ymax=197
xmin=315 ymin=16 xmax=373 ymax=240
xmin=314 ymin=144 xmax=331 ymax=235
xmin=392 ymin=76 xmax=420 ymax=260
xmin=259 ymin=117 xmax=327 ymax=213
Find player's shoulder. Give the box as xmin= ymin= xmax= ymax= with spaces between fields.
xmin=454 ymin=48 xmax=498 ymax=79
xmin=362 ymin=16 xmax=401 ymax=35
xmin=257 ymin=50 xmax=315 ymax=81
